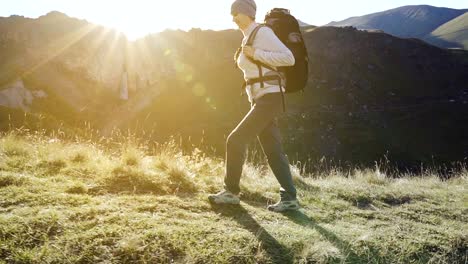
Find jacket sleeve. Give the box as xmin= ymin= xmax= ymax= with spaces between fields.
xmin=253 ymin=27 xmax=295 ymax=67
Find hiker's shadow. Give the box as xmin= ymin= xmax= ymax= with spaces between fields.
xmin=209 ymin=203 xmax=293 ymax=264
xmin=282 ymin=210 xmax=360 ymax=261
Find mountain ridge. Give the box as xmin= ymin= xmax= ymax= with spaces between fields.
xmin=326 ymin=5 xmax=468 ymax=49
xmin=429 ymin=12 xmax=468 ymax=49
xmin=1 ymin=10 xmax=467 ymax=170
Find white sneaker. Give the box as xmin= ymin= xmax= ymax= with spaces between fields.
xmin=267 ymin=200 xmax=300 ymax=212
xmin=208 ymin=190 xmax=240 ymax=205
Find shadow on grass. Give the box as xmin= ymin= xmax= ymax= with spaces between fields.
xmin=209 ymin=203 xmax=293 ymax=264
xmin=282 ymin=210 xmax=361 ymax=262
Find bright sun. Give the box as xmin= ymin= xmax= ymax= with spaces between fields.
xmin=76 ymin=0 xmax=232 ymax=40
xmin=72 ymin=1 xmax=177 ymax=40
xmin=114 ymin=19 xmax=161 ymax=41
xmin=98 ymin=3 xmax=172 ymax=40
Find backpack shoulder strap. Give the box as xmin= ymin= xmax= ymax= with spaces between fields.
xmin=246 ymin=25 xmax=285 ymax=112
xmin=244 ymin=24 xmax=276 ymax=72
xmin=246 ymin=24 xmax=265 ymax=46
xmin=237 ymin=24 xmax=279 ymax=91
xmin=234 ymin=24 xmax=264 ymax=68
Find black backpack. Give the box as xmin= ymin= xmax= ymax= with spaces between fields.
xmin=235 ymin=8 xmax=309 ymax=96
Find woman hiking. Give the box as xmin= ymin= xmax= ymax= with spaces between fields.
xmin=208 ymin=0 xmax=300 ymax=212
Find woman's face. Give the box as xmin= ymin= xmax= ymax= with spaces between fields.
xmin=232 ymin=13 xmax=252 ymax=30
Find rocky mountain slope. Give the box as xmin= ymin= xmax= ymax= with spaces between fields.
xmin=1 ymin=11 xmax=467 ymax=170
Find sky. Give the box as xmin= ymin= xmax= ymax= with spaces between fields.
xmin=1 ymin=0 xmax=467 ymax=40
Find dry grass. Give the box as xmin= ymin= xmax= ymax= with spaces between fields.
xmin=0 ymin=130 xmax=466 ymax=263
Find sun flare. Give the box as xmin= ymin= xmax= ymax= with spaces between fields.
xmin=62 ymin=0 xmax=233 ymax=40
xmin=78 ymin=2 xmax=185 ymax=40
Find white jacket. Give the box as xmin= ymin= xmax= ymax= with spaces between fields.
xmin=237 ymin=22 xmax=295 ymax=103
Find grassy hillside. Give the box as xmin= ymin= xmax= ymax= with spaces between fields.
xmin=2 ymin=13 xmax=468 ymax=169
xmin=429 ymin=12 xmax=468 ymax=49
xmin=0 ymin=130 xmax=466 ymax=263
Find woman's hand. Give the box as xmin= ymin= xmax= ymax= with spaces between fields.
xmin=242 ymin=46 xmax=255 ymax=59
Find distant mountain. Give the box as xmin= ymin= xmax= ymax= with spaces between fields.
xmin=327 ymin=5 xmax=468 ymax=49
xmin=297 ymin=19 xmax=317 ymax=33
xmin=327 ymin=5 xmax=466 ymax=37
xmin=428 ymin=12 xmax=468 ymax=49
xmin=297 ymin=19 xmax=311 ymax=27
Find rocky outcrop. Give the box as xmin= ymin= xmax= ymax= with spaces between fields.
xmin=0 ymin=79 xmax=47 ymax=111
xmin=286 ymin=26 xmax=468 ymax=168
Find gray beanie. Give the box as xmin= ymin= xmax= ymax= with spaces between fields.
xmin=231 ymin=0 xmax=256 ymax=19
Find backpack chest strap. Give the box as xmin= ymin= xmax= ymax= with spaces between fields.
xmin=246 ymin=75 xmax=282 ymax=86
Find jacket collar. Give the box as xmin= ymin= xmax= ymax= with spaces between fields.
xmin=242 ymin=22 xmax=258 ymax=38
